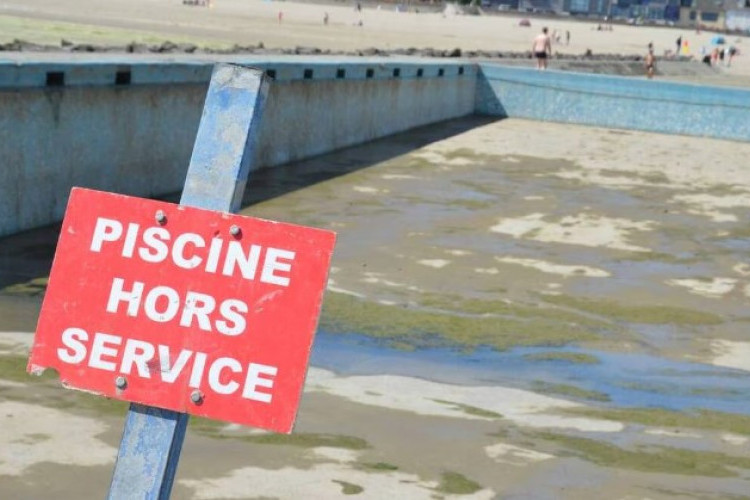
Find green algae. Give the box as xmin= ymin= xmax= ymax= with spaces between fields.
xmin=540 ymin=295 xmax=723 ymax=325
xmin=14 ymin=432 xmax=51 ymax=445
xmin=640 ymin=171 xmax=671 ymax=184
xmin=616 ymin=381 xmax=743 ymax=398
xmin=523 ymin=351 xmax=601 ymax=364
xmin=595 ymin=168 xmax=669 ymax=184
xmin=649 ymin=488 xmax=750 ymax=500
xmin=55 ymin=390 xmax=130 ymax=416
xmin=432 ymin=399 xmax=503 ymax=419
xmin=452 ymin=179 xmax=499 ymax=197
xmin=404 ymin=156 xmax=435 ymax=170
xmin=239 ymin=433 xmax=370 ymax=449
xmin=361 ymin=462 xmax=399 ymax=471
xmin=444 ymin=198 xmax=495 ymax=210
xmin=1 ymin=355 xmax=52 ymax=382
xmin=320 ymin=291 xmax=601 ymax=351
xmin=436 ymin=471 xmax=482 ymax=494
xmin=538 ymin=432 xmax=750 ymax=477
xmin=614 ymin=381 xmax=677 ymax=396
xmin=1 ymin=276 xmax=49 ymax=296
xmin=722 ymin=226 xmax=750 ymax=239
xmin=189 ymin=419 xmax=371 ymax=449
xmin=441 ymin=147 xmax=481 ymax=160
xmin=2 ymin=354 xmax=130 ymax=416
xmin=419 ymin=293 xmax=610 ymax=328
xmin=564 ymin=407 xmax=750 ymax=436
xmin=615 ymin=251 xmax=683 ymax=263
xmin=332 ymin=480 xmax=364 ymax=495
xmin=188 ymin=416 xmax=226 ymax=435
xmin=531 ymin=382 xmax=610 ymax=402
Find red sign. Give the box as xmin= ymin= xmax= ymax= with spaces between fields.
xmin=28 ymin=188 xmax=336 ymax=433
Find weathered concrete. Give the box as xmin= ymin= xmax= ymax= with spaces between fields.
xmin=0 ymin=56 xmax=476 ymax=237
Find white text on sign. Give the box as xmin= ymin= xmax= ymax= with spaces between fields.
xmin=91 ymin=217 xmax=296 ymax=286
xmin=57 ymin=328 xmax=277 ymax=402
xmin=53 ymin=215 xmax=305 ymax=403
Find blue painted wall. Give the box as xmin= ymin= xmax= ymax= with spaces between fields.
xmin=475 ymin=63 xmax=750 ymax=142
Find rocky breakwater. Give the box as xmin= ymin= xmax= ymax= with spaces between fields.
xmin=0 ymin=38 xmax=697 ymax=64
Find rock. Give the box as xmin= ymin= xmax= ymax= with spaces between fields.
xmin=176 ymin=43 xmax=198 ymax=53
xmin=126 ymin=42 xmax=149 ymax=53
xmin=71 ymin=44 xmax=97 ymax=52
xmin=156 ymin=41 xmax=179 ymax=53
xmin=294 ymin=46 xmax=321 ymax=55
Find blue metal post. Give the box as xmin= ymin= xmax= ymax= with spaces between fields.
xmin=107 ymin=64 xmax=269 ymax=500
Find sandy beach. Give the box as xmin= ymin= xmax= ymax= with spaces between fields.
xmin=0 ymin=0 xmax=749 ymax=85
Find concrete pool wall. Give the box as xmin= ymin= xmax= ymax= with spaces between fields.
xmin=1 ymin=55 xmax=749 ymax=237
xmin=476 ymin=63 xmax=750 ymax=141
xmin=0 ymin=58 xmax=476 ymax=237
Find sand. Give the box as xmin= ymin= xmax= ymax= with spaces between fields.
xmin=181 ymin=463 xmax=497 ymax=499
xmin=0 ymin=401 xmax=115 ymax=476
xmin=0 ymin=0 xmax=749 ymax=85
xmin=711 ymin=339 xmax=750 ymax=371
xmin=306 ymin=368 xmax=625 ymax=432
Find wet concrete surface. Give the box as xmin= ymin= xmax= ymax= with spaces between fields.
xmin=3 ymin=116 xmax=750 ymax=499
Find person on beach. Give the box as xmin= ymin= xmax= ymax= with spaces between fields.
xmin=532 ymin=27 xmax=552 ymax=70
xmin=645 ymin=48 xmax=656 ymax=79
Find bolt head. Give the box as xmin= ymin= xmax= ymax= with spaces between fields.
xmin=115 ymin=376 xmax=127 ymax=389
xmin=190 ymin=390 xmax=203 ymax=404
xmin=155 ymin=210 xmax=167 ymax=224
xmin=230 ymin=225 xmax=241 ymax=237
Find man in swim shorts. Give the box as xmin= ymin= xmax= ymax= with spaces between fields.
xmin=645 ymin=48 xmax=656 ymax=79
xmin=532 ymin=27 xmax=552 ymax=70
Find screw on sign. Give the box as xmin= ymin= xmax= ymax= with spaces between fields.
xmin=29 ymin=188 xmax=336 ymax=431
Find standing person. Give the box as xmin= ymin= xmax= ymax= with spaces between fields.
xmin=645 ymin=48 xmax=656 ymax=79
xmin=532 ymin=27 xmax=552 ymax=70
xmin=711 ymin=47 xmax=720 ymax=66
xmin=675 ymin=35 xmax=682 ymax=57
xmin=566 ymin=30 xmax=570 ymax=45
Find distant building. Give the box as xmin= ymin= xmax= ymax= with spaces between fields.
xmin=725 ymin=4 xmax=750 ymax=30
xmin=563 ymin=0 xmax=680 ymax=20
xmin=518 ymin=0 xmax=564 ymax=13
xmin=514 ymin=0 xmax=745 ymax=28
